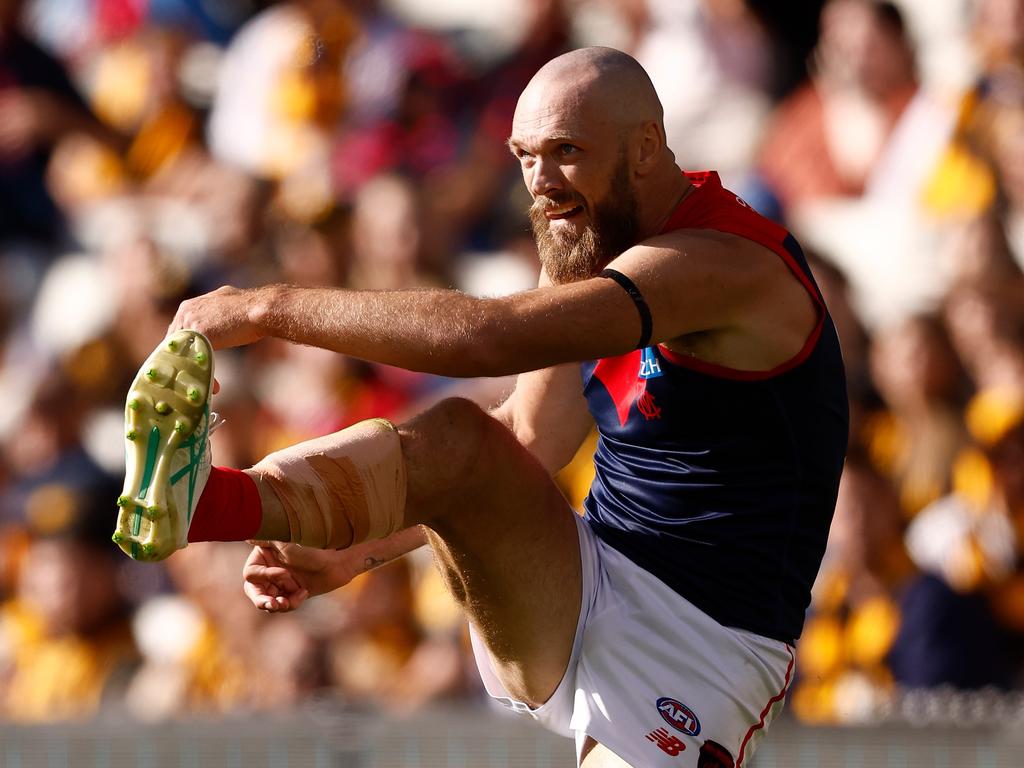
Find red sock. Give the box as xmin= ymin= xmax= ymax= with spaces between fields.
xmin=188 ymin=467 xmax=263 ymax=542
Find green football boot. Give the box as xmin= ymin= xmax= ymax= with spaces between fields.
xmin=113 ymin=330 xmax=214 ymax=561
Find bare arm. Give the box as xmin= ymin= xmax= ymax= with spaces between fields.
xmin=171 ymin=229 xmax=803 ymax=378
xmin=492 ymin=363 xmax=593 ymax=475
xmin=486 ymin=267 xmax=595 ymax=473
xmin=174 ymin=279 xmax=638 ymax=377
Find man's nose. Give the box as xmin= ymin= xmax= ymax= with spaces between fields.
xmin=528 ymin=155 xmax=565 ymax=198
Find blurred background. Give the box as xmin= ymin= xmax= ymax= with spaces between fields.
xmin=1 ymin=0 xmax=1024 ymax=764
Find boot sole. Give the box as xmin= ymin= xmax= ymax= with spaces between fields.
xmin=114 ymin=330 xmax=213 ymax=561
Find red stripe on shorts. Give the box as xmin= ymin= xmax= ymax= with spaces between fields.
xmin=736 ymin=645 xmax=795 ymax=767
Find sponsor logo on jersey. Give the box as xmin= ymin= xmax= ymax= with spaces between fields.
xmin=646 ymin=728 xmax=686 ymax=757
xmin=656 ymin=697 xmax=701 ymax=736
xmin=638 ymin=347 xmax=663 ymax=379
xmin=698 ymin=740 xmax=735 ymax=768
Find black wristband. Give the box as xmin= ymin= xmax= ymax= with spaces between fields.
xmin=600 ymin=268 xmax=652 ymax=349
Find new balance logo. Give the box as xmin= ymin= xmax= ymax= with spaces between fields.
xmin=646 ymin=728 xmax=686 ymax=757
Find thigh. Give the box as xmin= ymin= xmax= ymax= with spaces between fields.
xmin=399 ymin=398 xmax=583 ymax=707
xmin=580 ymin=738 xmax=636 ymax=768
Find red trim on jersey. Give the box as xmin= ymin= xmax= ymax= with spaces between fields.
xmin=656 ymin=171 xmax=825 ymax=381
xmin=726 ymin=220 xmax=824 ymax=308
xmin=736 ymin=645 xmax=795 ymax=767
xmin=658 ymin=321 xmax=824 ymax=381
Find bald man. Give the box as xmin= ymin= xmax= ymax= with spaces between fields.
xmin=117 ymin=48 xmax=847 ymax=767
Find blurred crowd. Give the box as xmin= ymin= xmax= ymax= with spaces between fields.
xmin=0 ymin=0 xmax=1021 ymax=728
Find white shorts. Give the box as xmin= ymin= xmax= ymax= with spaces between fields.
xmin=470 ymin=514 xmax=795 ymax=767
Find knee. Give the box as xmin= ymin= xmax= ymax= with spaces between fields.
xmin=400 ymin=397 xmax=506 ymax=492
xmin=422 ymin=396 xmax=492 ymax=435
xmin=409 ymin=397 xmax=500 ymax=458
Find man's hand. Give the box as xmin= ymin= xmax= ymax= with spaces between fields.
xmin=243 ymin=542 xmax=357 ymax=613
xmin=171 ymin=285 xmax=266 ymax=349
xmin=242 ymin=527 xmax=428 ymax=613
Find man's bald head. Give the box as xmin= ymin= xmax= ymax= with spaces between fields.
xmin=510 ymin=48 xmax=682 ymax=285
xmin=515 ymin=47 xmax=665 ymax=138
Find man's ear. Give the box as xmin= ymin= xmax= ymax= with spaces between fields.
xmin=635 ymin=121 xmax=664 ymax=176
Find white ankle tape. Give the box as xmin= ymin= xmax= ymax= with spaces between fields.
xmin=252 ymin=418 xmax=407 ymax=548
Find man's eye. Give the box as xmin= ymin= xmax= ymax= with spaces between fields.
xmin=559 ymin=144 xmax=578 ymax=155
xmin=515 ymin=148 xmax=532 ymax=159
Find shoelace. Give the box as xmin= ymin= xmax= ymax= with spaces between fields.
xmin=208 ymin=411 xmax=226 ymax=436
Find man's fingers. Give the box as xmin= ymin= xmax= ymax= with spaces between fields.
xmin=259 ymin=596 xmax=287 ymax=612
xmin=271 ymin=590 xmax=309 ymax=612
xmin=242 ymin=549 xmax=309 ymax=612
xmin=243 ymin=580 xmax=265 ymax=606
xmin=244 ymin=563 xmax=302 ymax=591
xmin=243 ymin=576 xmax=299 ymax=612
xmin=243 ymin=561 xmax=292 ymax=579
xmin=168 ymin=298 xmax=207 ymax=338
xmin=167 ymin=314 xmax=185 ymax=335
xmin=246 ymin=586 xmax=309 ymax=613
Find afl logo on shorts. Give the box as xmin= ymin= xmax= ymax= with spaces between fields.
xmin=656 ymin=697 xmax=701 ymax=736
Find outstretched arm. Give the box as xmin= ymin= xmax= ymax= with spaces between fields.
xmin=170 ymin=230 xmax=794 ymax=378
xmin=172 ymin=279 xmax=639 ymax=378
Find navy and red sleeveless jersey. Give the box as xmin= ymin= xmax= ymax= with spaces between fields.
xmin=581 ymin=171 xmax=849 ymax=644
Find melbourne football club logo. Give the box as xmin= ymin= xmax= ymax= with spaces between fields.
xmin=656 ymin=697 xmax=701 ymax=736
xmin=637 ymin=389 xmax=661 ymax=420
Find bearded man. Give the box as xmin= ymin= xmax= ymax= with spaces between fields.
xmin=115 ymin=47 xmax=848 ymax=767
